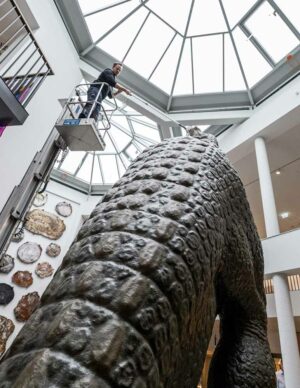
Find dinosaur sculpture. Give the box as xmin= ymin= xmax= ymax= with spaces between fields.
xmin=0 ymin=134 xmax=275 ymax=387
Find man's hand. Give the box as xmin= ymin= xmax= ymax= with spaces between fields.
xmin=125 ymin=89 xmax=132 ymax=96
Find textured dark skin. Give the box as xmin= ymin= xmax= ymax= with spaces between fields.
xmin=0 ymin=134 xmax=275 ymax=387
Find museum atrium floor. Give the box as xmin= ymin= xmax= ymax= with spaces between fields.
xmin=0 ymin=0 xmax=300 ymax=387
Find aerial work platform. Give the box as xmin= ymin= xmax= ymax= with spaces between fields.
xmin=55 ymin=82 xmax=117 ymax=151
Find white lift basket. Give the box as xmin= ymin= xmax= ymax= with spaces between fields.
xmin=55 ymin=82 xmax=117 ymax=151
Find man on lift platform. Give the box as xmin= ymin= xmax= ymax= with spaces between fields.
xmin=79 ymin=62 xmax=132 ymax=121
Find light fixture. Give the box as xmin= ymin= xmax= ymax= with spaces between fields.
xmin=280 ymin=212 xmax=289 ymax=219
xmin=275 ymin=170 xmax=281 ymax=175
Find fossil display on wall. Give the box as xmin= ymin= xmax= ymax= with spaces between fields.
xmin=17 ymin=242 xmax=42 ymax=264
xmin=55 ymin=201 xmax=72 ymax=217
xmin=0 ymin=255 xmax=15 ymax=274
xmin=0 ymin=284 xmax=14 ymax=305
xmin=0 ymin=316 xmax=15 ymax=357
xmin=35 ymin=262 xmax=54 ymax=278
xmin=24 ymin=210 xmax=66 ymax=240
xmin=14 ymin=292 xmax=40 ymax=322
xmin=33 ymin=193 xmax=48 ymax=207
xmin=46 ymin=243 xmax=61 ymax=258
xmin=12 ymin=271 xmax=33 ymax=288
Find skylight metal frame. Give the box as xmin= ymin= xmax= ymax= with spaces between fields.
xmin=55 ymin=0 xmax=300 ymax=113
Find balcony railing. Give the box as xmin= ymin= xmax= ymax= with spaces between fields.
xmin=264 ymin=275 xmax=300 ymax=294
xmin=0 ymin=0 xmax=53 ymax=130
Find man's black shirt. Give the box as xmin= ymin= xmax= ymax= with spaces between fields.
xmin=93 ymin=68 xmax=116 ymax=99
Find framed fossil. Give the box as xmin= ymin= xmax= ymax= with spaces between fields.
xmin=14 ymin=292 xmax=40 ymax=322
xmin=33 ymin=193 xmax=48 ymax=207
xmin=12 ymin=271 xmax=33 ymax=288
xmin=17 ymin=242 xmax=42 ymax=264
xmin=46 ymin=243 xmax=61 ymax=258
xmin=25 ymin=210 xmax=66 ymax=240
xmin=0 ymin=284 xmax=14 ymax=305
xmin=35 ymin=262 xmax=54 ymax=278
xmin=0 ymin=254 xmax=15 ymax=274
xmin=0 ymin=316 xmax=15 ymax=357
xmin=55 ymin=201 xmax=72 ymax=217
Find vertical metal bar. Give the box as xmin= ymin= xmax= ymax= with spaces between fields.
xmin=266 ymin=0 xmax=300 ymax=40
xmin=74 ymin=153 xmax=88 ymax=177
xmin=115 ymin=155 xmax=121 ymax=178
xmin=0 ymin=28 xmax=28 ymax=64
xmin=218 ymin=0 xmax=254 ymax=106
xmin=239 ymin=24 xmax=275 ymax=67
xmin=82 ymin=0 xmax=150 ymax=55
xmin=0 ymin=5 xmax=16 ymax=23
xmin=1 ymin=39 xmax=33 ymax=77
xmin=0 ymin=15 xmax=21 ymax=37
xmin=88 ymin=152 xmax=96 ymax=196
xmin=11 ymin=54 xmax=42 ymax=93
xmin=6 ymin=46 xmax=38 ymax=85
xmin=167 ymin=0 xmax=196 ymax=111
xmin=190 ymin=37 xmax=195 ymax=94
xmin=22 ymin=69 xmax=50 ymax=106
xmin=0 ymin=25 xmax=27 ymax=57
xmin=87 ymin=83 xmax=104 ymax=119
xmin=222 ymin=33 xmax=225 ymax=92
xmin=148 ymin=32 xmax=177 ymax=80
xmin=122 ymin=11 xmax=151 ymax=63
xmin=97 ymin=155 xmax=105 ymax=184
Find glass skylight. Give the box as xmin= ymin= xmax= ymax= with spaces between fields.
xmin=54 ymin=99 xmax=159 ymax=186
xmin=77 ymin=0 xmax=299 ymax=98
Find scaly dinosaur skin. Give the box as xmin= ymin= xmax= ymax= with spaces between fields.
xmin=0 ymin=134 xmax=275 ymax=387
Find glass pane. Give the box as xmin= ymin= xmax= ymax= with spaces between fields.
xmin=222 ymin=0 xmax=257 ymax=28
xmin=233 ymin=27 xmax=272 ymax=87
xmin=92 ymin=157 xmax=103 ymax=184
xmin=124 ymin=14 xmax=175 ymax=79
xmin=76 ymin=153 xmax=93 ymax=181
xmin=224 ymin=34 xmax=245 ymax=91
xmin=174 ymin=39 xmax=193 ymax=96
xmin=85 ymin=0 xmax=140 ymax=42
xmin=78 ymin=0 xmax=119 ymax=15
xmin=110 ymin=125 xmax=132 ymax=150
xmin=100 ymin=155 xmax=120 ymax=183
xmin=132 ymin=121 xmax=161 ymax=142
xmin=98 ymin=7 xmax=148 ymax=61
xmin=150 ymin=34 xmax=182 ymax=94
xmin=193 ymin=35 xmax=223 ymax=93
xmin=147 ymin=0 xmax=192 ymax=35
xmin=188 ymin=0 xmax=227 ymax=36
xmin=275 ymin=0 xmax=300 ymax=32
xmin=60 ymin=151 xmax=86 ymax=175
xmin=124 ymin=143 xmax=139 ymax=161
xmin=245 ymin=2 xmax=299 ymax=63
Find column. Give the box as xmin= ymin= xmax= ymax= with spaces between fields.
xmin=255 ymin=136 xmax=300 ymax=388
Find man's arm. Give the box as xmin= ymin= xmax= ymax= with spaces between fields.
xmin=113 ymin=83 xmax=132 ymax=97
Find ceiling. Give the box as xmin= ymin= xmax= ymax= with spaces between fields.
xmin=54 ymin=0 xmax=300 ymax=113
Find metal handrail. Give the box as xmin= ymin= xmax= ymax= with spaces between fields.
xmin=0 ymin=0 xmax=53 ymax=109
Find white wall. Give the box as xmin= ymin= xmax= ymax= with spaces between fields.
xmin=0 ymin=180 xmax=102 ymax=357
xmin=218 ymin=76 xmax=300 ymax=164
xmin=0 ymin=0 xmax=82 ymax=210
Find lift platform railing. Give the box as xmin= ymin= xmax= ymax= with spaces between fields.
xmin=55 ymin=82 xmax=118 ymax=152
xmin=0 ymin=0 xmax=53 ymax=108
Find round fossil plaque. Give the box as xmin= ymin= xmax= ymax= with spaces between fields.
xmin=55 ymin=201 xmax=72 ymax=217
xmin=0 ymin=254 xmax=15 ymax=274
xmin=33 ymin=193 xmax=48 ymax=207
xmin=35 ymin=262 xmax=54 ymax=278
xmin=46 ymin=243 xmax=61 ymax=258
xmin=17 ymin=242 xmax=42 ymax=264
xmin=0 ymin=284 xmax=14 ymax=305
xmin=12 ymin=271 xmax=33 ymax=288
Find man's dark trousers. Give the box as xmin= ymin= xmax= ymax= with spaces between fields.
xmin=79 ymin=86 xmax=104 ymax=120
